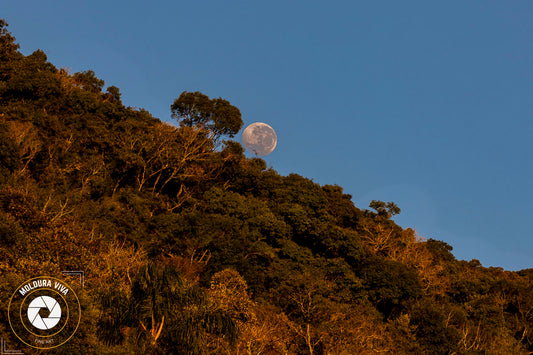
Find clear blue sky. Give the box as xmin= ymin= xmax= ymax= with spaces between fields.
xmin=2 ymin=1 xmax=532 ymax=270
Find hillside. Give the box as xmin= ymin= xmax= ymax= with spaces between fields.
xmin=0 ymin=20 xmax=532 ymax=354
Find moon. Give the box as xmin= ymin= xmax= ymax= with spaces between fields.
xmin=242 ymin=122 xmax=277 ymax=156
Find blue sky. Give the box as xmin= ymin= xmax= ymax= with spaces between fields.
xmin=2 ymin=1 xmax=532 ymax=270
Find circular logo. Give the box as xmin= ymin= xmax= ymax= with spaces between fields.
xmin=27 ymin=295 xmax=62 ymax=330
xmin=8 ymin=277 xmax=81 ymax=349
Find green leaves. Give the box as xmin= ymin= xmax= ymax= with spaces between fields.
xmin=73 ymin=70 xmax=105 ymax=93
xmin=359 ymin=257 xmax=422 ymax=318
xmin=0 ymin=122 xmax=19 ymax=173
xmin=411 ymin=301 xmax=462 ymax=354
xmin=369 ymin=200 xmax=401 ymax=218
xmin=171 ymin=91 xmax=243 ymax=138
xmin=1 ymin=19 xmax=532 ymax=353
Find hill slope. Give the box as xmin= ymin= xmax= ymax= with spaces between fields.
xmin=1 ymin=20 xmax=532 ymax=354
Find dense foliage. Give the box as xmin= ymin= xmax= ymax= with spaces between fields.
xmin=0 ymin=20 xmax=532 ymax=354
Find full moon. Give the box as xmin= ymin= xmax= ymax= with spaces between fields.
xmin=242 ymin=122 xmax=277 ymax=156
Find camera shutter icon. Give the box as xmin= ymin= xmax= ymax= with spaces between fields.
xmin=27 ymin=296 xmax=62 ymax=330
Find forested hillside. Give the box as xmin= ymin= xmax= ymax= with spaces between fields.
xmin=1 ymin=20 xmax=532 ymax=354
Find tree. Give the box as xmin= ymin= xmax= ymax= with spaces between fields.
xmin=369 ymin=200 xmax=401 ymax=218
xmin=358 ymin=201 xmax=402 ymax=256
xmin=425 ymin=238 xmax=456 ymax=263
xmin=98 ymin=262 xmax=238 ymax=354
xmin=411 ymin=300 xmax=462 ymax=354
xmin=104 ymin=85 xmax=122 ymax=103
xmin=0 ymin=19 xmax=22 ymax=73
xmin=359 ymin=257 xmax=422 ymax=319
xmin=0 ymin=121 xmax=19 ymax=174
xmin=73 ymin=70 xmax=105 ymax=93
xmin=279 ymin=269 xmax=336 ymax=355
xmin=4 ymin=120 xmax=41 ymax=177
xmin=171 ymin=91 xmax=243 ymax=139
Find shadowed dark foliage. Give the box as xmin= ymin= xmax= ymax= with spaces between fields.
xmin=0 ymin=20 xmax=532 ymax=354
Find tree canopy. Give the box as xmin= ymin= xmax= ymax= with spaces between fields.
xmin=0 ymin=20 xmax=532 ymax=354
xmin=171 ymin=91 xmax=243 ymax=139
